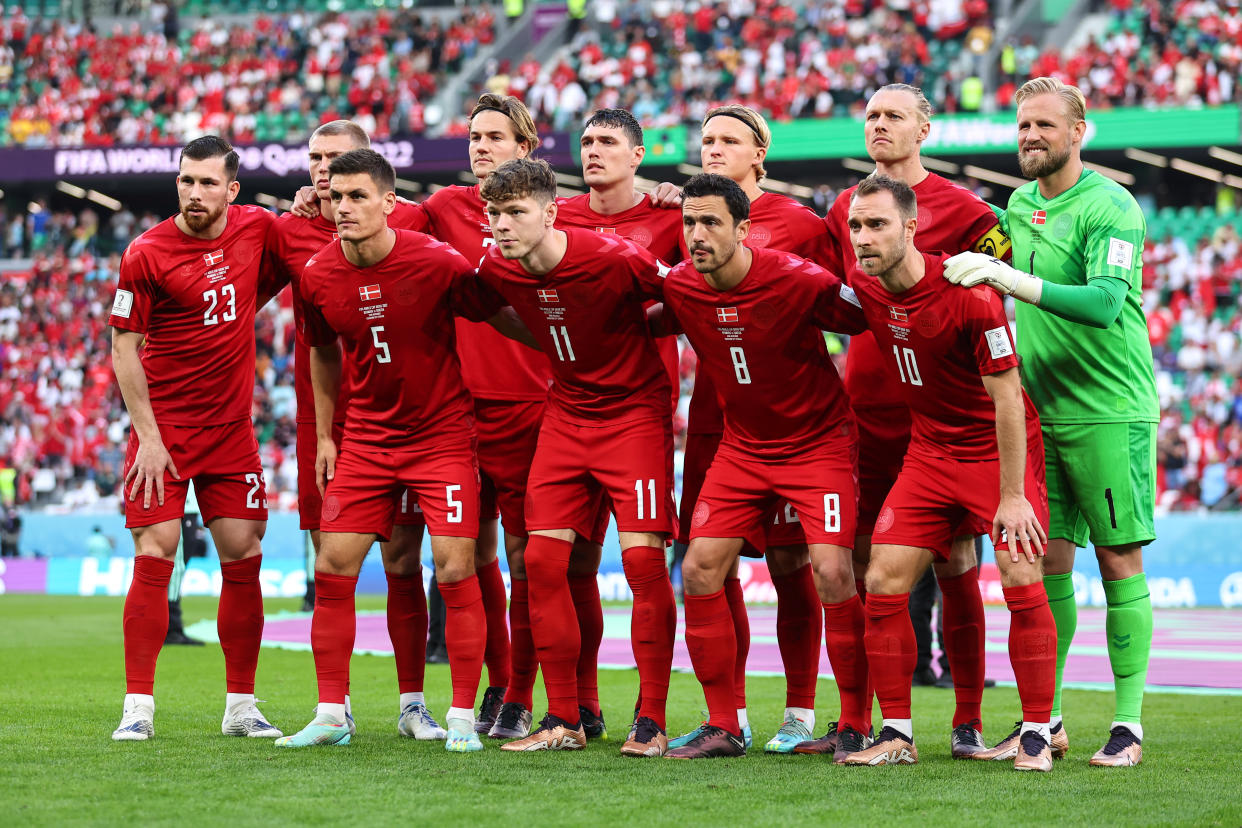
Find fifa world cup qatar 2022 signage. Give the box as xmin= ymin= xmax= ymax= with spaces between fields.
xmin=0 ymin=133 xmax=575 ymax=182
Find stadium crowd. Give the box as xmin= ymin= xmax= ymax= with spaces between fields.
xmin=2 ymin=195 xmax=1240 ymax=514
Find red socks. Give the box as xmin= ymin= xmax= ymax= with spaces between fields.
xmin=939 ymin=567 xmax=986 ymax=728
xmin=863 ymin=592 xmax=915 ymax=719
xmin=855 ymin=577 xmax=874 ymax=731
xmin=822 ymin=594 xmax=868 ymax=733
xmin=385 ymin=572 xmax=428 ymax=693
xmin=525 ymin=535 xmax=579 ymax=722
xmin=570 ymin=574 xmax=604 ymax=716
xmin=123 ymin=555 xmax=174 ymax=695
xmin=504 ymin=577 xmax=537 ymax=710
xmin=312 ymin=571 xmax=357 ymax=703
xmin=476 ymin=558 xmax=511 ymax=689
xmin=218 ymin=555 xmax=264 ymax=694
xmin=772 ymin=564 xmax=821 ymax=710
xmin=621 ymin=546 xmax=675 ymax=729
xmin=438 ymin=574 xmax=487 ymax=710
xmin=1004 ymin=582 xmax=1057 ymax=722
xmin=684 ymin=588 xmax=739 ymax=734
xmin=724 ymin=576 xmax=749 ymax=710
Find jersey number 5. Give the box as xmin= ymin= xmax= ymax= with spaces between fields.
xmin=371 ymin=326 xmax=391 ymax=363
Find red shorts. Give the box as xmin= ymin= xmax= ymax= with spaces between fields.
xmin=123 ymin=419 xmax=267 ymax=528
xmin=872 ymin=445 xmax=1048 ymax=560
xmin=321 ymin=438 xmax=481 ymax=541
xmin=854 ymin=404 xmax=913 ymax=536
xmin=526 ymin=415 xmax=675 ymax=538
xmin=474 ymin=398 xmax=544 ymax=536
xmin=691 ymin=439 xmax=858 ymax=549
xmin=678 ymin=430 xmax=722 ymax=544
xmin=297 ymin=420 xmax=424 ymax=531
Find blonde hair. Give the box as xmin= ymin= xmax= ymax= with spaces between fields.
xmin=470 ymin=93 xmax=541 ymax=152
xmin=1015 ymin=76 xmax=1087 ymax=124
xmin=875 ymin=83 xmax=933 ymax=122
xmin=703 ymin=104 xmax=771 ymax=182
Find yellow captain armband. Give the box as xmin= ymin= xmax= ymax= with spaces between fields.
xmin=972 ymin=224 xmax=1012 ymax=261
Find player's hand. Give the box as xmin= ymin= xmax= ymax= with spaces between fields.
xmin=650 ymin=181 xmax=683 ymax=209
xmin=315 ymin=436 xmax=337 ymax=496
xmin=943 ymin=251 xmax=1043 ymax=304
xmin=292 ymin=186 xmax=320 ymax=218
xmin=992 ymin=494 xmax=1047 ymax=564
xmin=125 ymin=439 xmax=179 ymax=510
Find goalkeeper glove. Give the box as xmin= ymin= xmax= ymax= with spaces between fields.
xmin=943 ymin=251 xmax=1043 ymax=305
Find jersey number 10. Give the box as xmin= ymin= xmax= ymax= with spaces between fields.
xmin=892 ymin=345 xmax=923 ymax=386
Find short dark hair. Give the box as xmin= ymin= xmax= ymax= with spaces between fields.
xmin=328 ymin=149 xmax=396 ymax=194
xmin=310 ymin=119 xmax=371 ymax=149
xmin=180 ymin=136 xmax=240 ymax=181
xmin=479 ymin=158 xmax=557 ymax=205
xmin=583 ymin=108 xmax=644 ymax=148
xmin=681 ymin=173 xmax=750 ymax=225
xmin=853 ymin=174 xmax=917 ymax=222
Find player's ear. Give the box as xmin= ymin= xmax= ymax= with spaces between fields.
xmin=735 ymin=217 xmax=751 ymax=243
xmin=383 ymin=190 xmax=396 ymax=216
xmin=632 ymin=144 xmax=645 ymax=169
xmin=545 ymin=198 xmax=557 ymax=227
xmin=1071 ymin=117 xmax=1087 ymax=146
xmin=227 ymin=179 xmax=240 ymax=203
xmin=515 ymin=140 xmax=531 ymax=160
xmin=916 ymin=116 xmax=930 ymax=145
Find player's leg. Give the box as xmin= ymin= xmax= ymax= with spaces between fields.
xmin=493 ymin=530 xmax=535 ymax=739
xmin=428 ymin=531 xmax=487 ymax=752
xmin=666 ymin=535 xmax=748 ymax=759
xmin=295 ymin=419 xmax=327 ymax=612
xmin=568 ymin=529 xmax=606 ymax=738
xmin=838 ymin=540 xmax=931 ymax=766
xmin=276 ymin=529 xmax=374 ymax=748
xmin=933 ymin=534 xmax=988 ymax=757
xmin=381 ymin=503 xmax=446 ymax=741
xmin=763 ymin=538 xmax=821 ymax=754
xmin=473 ymin=510 xmax=510 ymax=735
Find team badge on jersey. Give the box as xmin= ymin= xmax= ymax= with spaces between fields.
xmin=1031 ymin=210 xmax=1047 ymax=225
xmin=717 ymin=307 xmax=739 ymax=323
xmin=888 ymin=306 xmax=909 ymax=323
xmin=203 ymin=249 xmax=225 ymax=266
xmin=359 ymin=284 xmax=382 ymax=301
xmin=537 ymin=289 xmax=559 ymax=303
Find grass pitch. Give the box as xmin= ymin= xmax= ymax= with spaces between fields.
xmin=2 ymin=594 xmax=1239 ymax=827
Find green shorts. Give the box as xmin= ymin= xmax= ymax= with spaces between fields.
xmin=1041 ymin=421 xmax=1156 ymax=549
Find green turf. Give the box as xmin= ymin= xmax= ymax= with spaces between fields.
xmin=2 ymin=595 xmax=1239 ymax=827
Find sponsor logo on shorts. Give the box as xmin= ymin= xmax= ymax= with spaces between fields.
xmin=359 ymin=284 xmax=382 ymax=301
xmin=692 ymin=500 xmax=710 ymax=528
xmin=875 ymin=506 xmax=895 ymax=534
xmin=203 ymin=249 xmax=225 ymax=266
xmin=322 ymin=495 xmax=341 ymax=522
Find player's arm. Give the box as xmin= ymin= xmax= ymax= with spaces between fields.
xmin=308 ymin=343 xmax=341 ymax=495
xmin=649 ymin=181 xmax=683 ymax=209
xmin=486 ymin=306 xmax=541 ymax=350
xmin=810 ymin=273 xmax=868 ymax=336
xmin=450 ymin=261 xmax=540 ymax=349
xmin=981 ymin=367 xmax=1047 ymax=563
xmin=112 ymin=328 xmax=179 ymax=509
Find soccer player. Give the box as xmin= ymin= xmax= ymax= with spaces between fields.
xmin=476 ymin=158 xmax=678 ymax=756
xmin=799 ymin=83 xmax=1010 ymax=758
xmin=268 ymin=120 xmax=446 ymax=740
xmin=673 ymin=104 xmax=839 ymax=754
xmin=553 ymin=107 xmax=684 ymax=731
xmin=658 ymin=174 xmax=868 ymax=759
xmin=838 ymin=175 xmax=1056 ymax=772
xmin=276 ymin=149 xmax=527 ymax=751
xmin=944 ymin=77 xmax=1157 ymax=767
xmin=109 ymin=136 xmax=280 ymax=741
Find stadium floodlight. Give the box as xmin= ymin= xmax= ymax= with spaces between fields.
xmin=1083 ymin=162 xmax=1136 ymax=186
xmin=1227 ymin=175 xmax=1242 ymax=189
xmin=457 ymin=172 xmax=478 ymax=185
xmin=1208 ymin=146 xmax=1242 ymax=169
xmin=962 ymin=165 xmax=1026 ymax=190
xmin=919 ymin=156 xmax=962 ymax=175
xmin=394 ymin=177 xmax=423 ymax=193
xmin=55 ymin=180 xmax=87 ymax=199
xmin=86 ymin=190 xmax=123 ymax=211
xmin=1170 ymin=158 xmax=1224 ymax=183
xmin=27 ymin=201 xmax=41 ymax=214
xmin=554 ymin=172 xmax=586 ymax=187
xmin=760 ymin=177 xmax=815 ymax=199
xmin=676 ymin=164 xmax=703 ymax=176
xmin=1124 ymin=148 xmax=1168 ymax=168
xmin=841 ymin=158 xmax=874 ymax=174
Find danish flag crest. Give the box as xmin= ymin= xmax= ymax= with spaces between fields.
xmin=717 ymin=307 xmax=739 ymax=323
xmin=203 ymin=249 xmax=224 ymax=266
xmin=359 ymin=284 xmax=382 ymax=301
xmin=595 ymin=226 xmax=617 ymax=234
xmin=889 ymin=306 xmax=909 ymax=323
xmin=537 ymin=289 xmax=559 ymax=303
xmin=1031 ymin=210 xmax=1047 ymax=225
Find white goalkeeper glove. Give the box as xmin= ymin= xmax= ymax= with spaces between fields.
xmin=943 ymin=251 xmax=1043 ymax=305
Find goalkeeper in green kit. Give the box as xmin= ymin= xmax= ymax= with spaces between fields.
xmin=943 ymin=76 xmax=1154 ymax=768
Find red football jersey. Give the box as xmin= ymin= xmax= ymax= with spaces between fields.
xmin=850 ymin=252 xmax=1022 ymax=461
xmin=268 ymin=202 xmax=426 ymax=424
xmin=685 ymin=191 xmax=835 ymax=435
xmin=299 ymin=229 xmax=494 ymax=447
xmin=475 ymin=227 xmax=671 ymax=426
xmin=824 ymin=172 xmax=1003 ymax=410
xmin=420 ymin=185 xmax=553 ymax=402
xmin=555 ymin=192 xmax=683 ymax=413
xmin=663 ymin=247 xmax=866 ymax=458
xmin=109 ymin=204 xmax=275 ymax=426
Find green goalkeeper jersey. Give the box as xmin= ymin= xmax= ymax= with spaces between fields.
xmin=1002 ymin=169 xmax=1158 ymax=424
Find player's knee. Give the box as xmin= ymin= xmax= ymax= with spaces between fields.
xmin=863 ymin=557 xmax=905 ymax=595
xmin=681 ymin=549 xmax=726 ymax=595
xmin=996 ymin=553 xmax=1043 ymax=587
xmin=810 ymin=549 xmax=855 ymax=601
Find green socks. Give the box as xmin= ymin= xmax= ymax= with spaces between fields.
xmin=1103 ymin=573 xmax=1152 ymax=724
xmin=1042 ymin=572 xmax=1077 ymax=719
